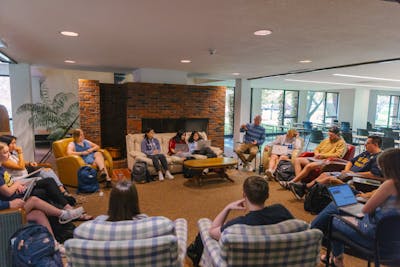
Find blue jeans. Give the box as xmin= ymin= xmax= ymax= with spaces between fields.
xmin=40 ymin=169 xmax=63 ymax=187
xmin=311 ymin=202 xmax=373 ymax=257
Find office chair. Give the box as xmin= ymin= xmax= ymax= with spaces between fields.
xmin=305 ymin=129 xmax=324 ymax=151
xmin=381 ymin=137 xmax=395 ymax=150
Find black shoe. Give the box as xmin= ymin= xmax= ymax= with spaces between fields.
xmin=290 ymin=182 xmax=306 ymax=199
xmin=63 ymin=192 xmax=76 ymax=206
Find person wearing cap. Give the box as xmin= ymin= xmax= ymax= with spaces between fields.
xmin=281 ymin=126 xmax=347 ymax=188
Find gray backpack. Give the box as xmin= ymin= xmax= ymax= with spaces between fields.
xmin=131 ymin=161 xmax=150 ymax=183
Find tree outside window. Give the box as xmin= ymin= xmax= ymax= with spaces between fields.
xmin=306 ymin=91 xmax=338 ymax=124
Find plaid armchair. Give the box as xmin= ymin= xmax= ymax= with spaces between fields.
xmin=65 ymin=216 xmax=187 ymax=267
xmin=198 ymin=218 xmax=323 ymax=267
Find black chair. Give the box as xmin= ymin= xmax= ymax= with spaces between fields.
xmin=305 ymin=129 xmax=324 ymax=151
xmin=381 ymin=137 xmax=395 ymax=150
xmin=384 ymin=131 xmax=399 ymax=140
xmin=357 ymin=128 xmax=369 ymax=136
xmin=340 ymin=122 xmax=351 ymax=133
xmin=325 ymin=214 xmax=400 ymax=267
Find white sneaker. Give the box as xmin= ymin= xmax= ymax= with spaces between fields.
xmin=165 ymin=171 xmax=174 ymax=179
xmin=202 ymin=168 xmax=209 ymax=175
xmin=158 ymin=171 xmax=165 ymax=181
xmin=247 ymin=165 xmax=254 ymax=172
xmin=59 ymin=207 xmax=84 ymax=224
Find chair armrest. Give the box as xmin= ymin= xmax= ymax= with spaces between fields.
xmin=300 ymin=152 xmax=315 ymax=157
xmin=174 ymin=218 xmax=188 ymax=267
xmin=0 ymin=208 xmax=26 ymax=223
xmin=129 ymin=151 xmax=147 ymax=158
xmin=321 ymin=162 xmax=347 ymax=172
xmin=36 ymin=163 xmax=52 ymax=168
xmin=198 ymin=218 xmax=226 ymax=267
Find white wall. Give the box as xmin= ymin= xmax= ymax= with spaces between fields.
xmin=233 ymin=79 xmax=251 ymax=144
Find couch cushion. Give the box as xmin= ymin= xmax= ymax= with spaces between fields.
xmin=222 ymin=219 xmax=309 ymax=237
xmin=74 ymin=215 xmax=175 ymax=241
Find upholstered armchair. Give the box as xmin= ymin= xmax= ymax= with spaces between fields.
xmin=0 ymin=208 xmax=26 ymax=267
xmin=52 ymin=137 xmax=113 ymax=187
xmin=65 ymin=216 xmax=187 ymax=267
xmin=198 ymin=218 xmax=323 ymax=267
xmin=262 ymin=137 xmax=304 ymax=171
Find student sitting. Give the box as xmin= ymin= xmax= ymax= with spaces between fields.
xmin=188 ymin=131 xmax=217 ymax=158
xmin=289 ymin=135 xmax=382 ymax=199
xmin=168 ymin=130 xmax=191 ymax=158
xmin=280 ymin=126 xmax=347 ymax=188
xmin=264 ymin=129 xmax=302 ymax=180
xmin=186 ymin=176 xmax=294 ymax=266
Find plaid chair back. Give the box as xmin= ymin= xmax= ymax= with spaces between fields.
xmin=220 ymin=229 xmax=323 ymax=267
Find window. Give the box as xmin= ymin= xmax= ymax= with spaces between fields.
xmin=224 ymin=87 xmax=234 ymax=136
xmin=306 ymin=91 xmax=338 ymax=124
xmin=0 ymin=75 xmax=12 ymax=129
xmin=260 ymin=89 xmax=299 ymax=126
xmin=375 ymin=94 xmax=400 ymax=128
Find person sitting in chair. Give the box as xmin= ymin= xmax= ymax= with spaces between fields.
xmin=186 ymin=176 xmax=293 ymax=266
xmin=234 ymin=115 xmax=265 ymax=172
xmin=188 ymin=131 xmax=217 ymax=158
xmin=67 ymin=129 xmax=112 ymax=188
xmin=264 ymin=129 xmax=302 ymax=180
xmin=279 ymin=126 xmax=346 ymax=188
xmin=289 ymin=135 xmax=383 ymax=199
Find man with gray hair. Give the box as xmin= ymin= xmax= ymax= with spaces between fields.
xmin=235 ymin=115 xmax=266 ymax=171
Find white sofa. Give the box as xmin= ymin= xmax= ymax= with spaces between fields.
xmin=126 ymin=132 xmax=223 ymax=174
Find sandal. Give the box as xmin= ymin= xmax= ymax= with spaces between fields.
xmin=320 ymin=254 xmax=335 ymax=267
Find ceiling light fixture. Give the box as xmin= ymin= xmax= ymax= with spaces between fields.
xmin=60 ymin=31 xmax=79 ymax=37
xmin=64 ymin=60 xmax=76 ymax=64
xmin=253 ymin=29 xmax=272 ymax=36
xmin=285 ymin=78 xmax=400 ymax=89
xmin=299 ymin=60 xmax=312 ymax=63
xmin=333 ymin=73 xmax=400 ymax=82
xmin=232 ymin=73 xmax=240 ymax=76
xmin=180 ymin=59 xmax=191 ymax=63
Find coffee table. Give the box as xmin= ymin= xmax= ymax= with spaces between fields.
xmin=183 ymin=157 xmax=238 ymax=186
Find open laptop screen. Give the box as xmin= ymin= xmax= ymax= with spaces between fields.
xmin=328 ymin=184 xmax=358 ymax=207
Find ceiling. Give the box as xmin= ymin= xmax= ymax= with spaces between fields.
xmin=1 ymin=0 xmax=400 ymax=90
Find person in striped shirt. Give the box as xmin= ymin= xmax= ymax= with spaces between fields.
xmin=235 ymin=115 xmax=266 ymax=171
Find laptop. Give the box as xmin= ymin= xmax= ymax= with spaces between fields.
xmin=12 ymin=167 xmax=43 ymax=181
xmin=271 ymin=145 xmax=289 ymax=155
xmin=22 ymin=177 xmax=39 ymax=201
xmin=196 ymin=140 xmax=211 ymax=150
xmin=175 ymin=143 xmax=189 ymax=152
xmin=327 ymin=184 xmax=365 ymax=218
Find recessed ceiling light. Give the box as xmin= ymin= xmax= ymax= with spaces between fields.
xmin=299 ymin=60 xmax=312 ymax=63
xmin=333 ymin=73 xmax=400 ymax=82
xmin=232 ymin=73 xmax=240 ymax=76
xmin=64 ymin=60 xmax=76 ymax=64
xmin=60 ymin=31 xmax=79 ymax=37
xmin=180 ymin=59 xmax=191 ymax=63
xmin=253 ymin=29 xmax=272 ymax=36
xmin=285 ymin=78 xmax=400 ymax=89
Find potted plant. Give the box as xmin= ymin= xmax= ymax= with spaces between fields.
xmin=17 ymin=83 xmax=79 ymax=141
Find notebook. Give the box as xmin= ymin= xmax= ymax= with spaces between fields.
xmin=327 ymin=184 xmax=365 ymax=218
xmin=271 ymin=145 xmax=289 ymax=155
xmin=175 ymin=143 xmax=189 ymax=152
xmin=23 ymin=177 xmax=39 ymax=201
xmin=196 ymin=140 xmax=211 ymax=150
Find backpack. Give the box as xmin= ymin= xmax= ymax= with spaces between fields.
xmin=48 ymin=216 xmax=76 ymax=244
xmin=304 ymin=183 xmax=332 ymax=214
xmin=77 ymin=166 xmax=99 ymax=193
xmin=131 ymin=161 xmax=151 ymax=183
xmin=9 ymin=224 xmax=62 ymax=267
xmin=275 ymin=160 xmax=295 ymax=181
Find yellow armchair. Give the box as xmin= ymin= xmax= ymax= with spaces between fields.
xmin=53 ymin=138 xmax=113 ymax=187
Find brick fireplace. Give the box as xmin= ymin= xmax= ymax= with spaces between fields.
xmin=78 ymin=80 xmax=226 ymax=159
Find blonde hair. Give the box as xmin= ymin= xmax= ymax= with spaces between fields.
xmin=72 ymin=129 xmax=83 ymax=142
xmin=287 ymin=129 xmax=298 ymax=138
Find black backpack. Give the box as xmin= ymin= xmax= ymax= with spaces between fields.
xmin=77 ymin=166 xmax=99 ymax=193
xmin=304 ymin=183 xmax=332 ymax=214
xmin=275 ymin=160 xmax=295 ymax=181
xmin=9 ymin=224 xmax=63 ymax=267
xmin=131 ymin=161 xmax=151 ymax=183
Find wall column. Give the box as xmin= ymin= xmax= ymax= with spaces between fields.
xmin=9 ymin=63 xmax=35 ymax=160
xmin=233 ymin=79 xmax=251 ymax=144
xmin=352 ymin=88 xmax=370 ymax=130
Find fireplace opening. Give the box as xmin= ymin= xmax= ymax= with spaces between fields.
xmin=142 ymin=118 xmax=209 ymax=133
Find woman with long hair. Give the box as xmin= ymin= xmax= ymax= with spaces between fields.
xmin=141 ymin=128 xmax=174 ymax=181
